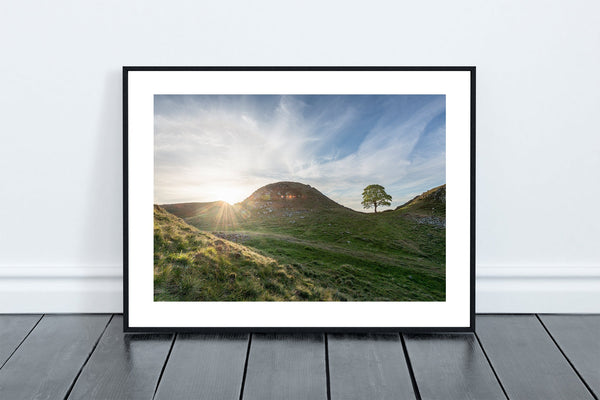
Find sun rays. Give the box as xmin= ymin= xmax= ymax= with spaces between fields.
xmin=200 ymin=201 xmax=246 ymax=231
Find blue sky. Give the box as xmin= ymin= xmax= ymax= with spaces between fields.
xmin=154 ymin=95 xmax=445 ymax=212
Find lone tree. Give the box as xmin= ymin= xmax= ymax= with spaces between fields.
xmin=361 ymin=184 xmax=392 ymax=213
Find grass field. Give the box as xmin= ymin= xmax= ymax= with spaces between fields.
xmin=155 ymin=182 xmax=446 ymax=302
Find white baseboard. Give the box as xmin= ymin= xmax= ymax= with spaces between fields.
xmin=0 ymin=266 xmax=122 ymax=313
xmin=476 ymin=266 xmax=600 ymax=313
xmin=1 ymin=266 xmax=598 ymax=314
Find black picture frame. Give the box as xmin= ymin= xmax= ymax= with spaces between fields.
xmin=123 ymin=66 xmax=475 ymax=333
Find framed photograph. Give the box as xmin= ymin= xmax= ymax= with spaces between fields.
xmin=123 ymin=67 xmax=475 ymax=332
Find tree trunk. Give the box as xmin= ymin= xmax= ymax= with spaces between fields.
xmin=374 ymin=203 xmax=378 ymax=213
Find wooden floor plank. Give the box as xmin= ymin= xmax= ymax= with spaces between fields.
xmin=404 ymin=333 xmax=506 ymax=400
xmin=66 ymin=315 xmax=173 ymax=400
xmin=328 ymin=333 xmax=416 ymax=400
xmin=0 ymin=314 xmax=110 ymax=400
xmin=476 ymin=315 xmax=594 ymax=400
xmin=154 ymin=333 xmax=248 ymax=400
xmin=539 ymin=314 xmax=600 ymax=398
xmin=243 ymin=333 xmax=327 ymax=400
xmin=0 ymin=314 xmax=41 ymax=368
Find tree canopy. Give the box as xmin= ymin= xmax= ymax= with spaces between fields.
xmin=361 ymin=184 xmax=392 ymax=213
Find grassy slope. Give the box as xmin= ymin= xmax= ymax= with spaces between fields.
xmin=395 ymin=184 xmax=446 ymax=217
xmin=160 ymin=185 xmax=446 ymax=301
xmin=153 ymin=205 xmax=338 ymax=301
xmin=231 ymin=207 xmax=445 ymax=301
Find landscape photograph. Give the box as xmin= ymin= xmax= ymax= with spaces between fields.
xmin=153 ymin=94 xmax=446 ymax=302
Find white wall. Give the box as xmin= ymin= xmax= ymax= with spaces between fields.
xmin=1 ymin=0 xmax=598 ymax=313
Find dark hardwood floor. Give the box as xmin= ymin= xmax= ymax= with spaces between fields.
xmin=0 ymin=314 xmax=597 ymax=400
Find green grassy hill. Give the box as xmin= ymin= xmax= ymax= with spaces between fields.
xmin=162 ymin=201 xmax=238 ymax=231
xmin=157 ymin=181 xmax=446 ymax=302
xmin=395 ymin=184 xmax=446 ymax=217
xmin=241 ymin=181 xmax=350 ymax=212
xmin=161 ymin=201 xmax=228 ymax=219
xmin=154 ymin=205 xmax=337 ymax=301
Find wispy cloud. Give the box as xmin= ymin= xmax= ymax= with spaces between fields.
xmin=154 ymin=95 xmax=445 ymax=211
